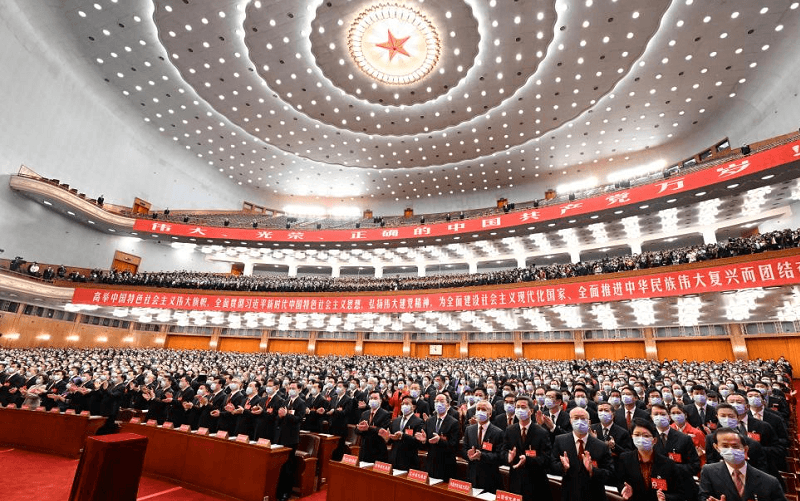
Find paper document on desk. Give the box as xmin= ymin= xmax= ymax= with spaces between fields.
xmin=392 ymin=470 xmax=407 ymax=476
xmin=428 ymin=477 xmax=443 ymax=486
xmin=476 ymin=493 xmax=496 ymax=501
xmin=471 ymin=488 xmax=484 ymax=497
xmin=359 ymin=462 xmax=374 ymax=468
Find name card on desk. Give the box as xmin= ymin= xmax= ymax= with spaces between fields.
xmin=162 ymin=422 xmax=174 ymax=429
xmin=35 ymin=406 xmax=46 ymax=412
xmin=65 ymin=409 xmax=76 ymax=415
xmin=407 ymin=469 xmax=429 ymax=483
xmin=236 ymin=434 xmax=250 ymax=443
xmin=49 ymin=408 xmax=61 ymax=413
xmin=196 ymin=427 xmax=209 ymax=436
xmin=146 ymin=419 xmax=158 ymax=426
xmin=341 ymin=454 xmax=358 ymax=466
xmin=496 ymin=490 xmax=523 ymax=501
xmin=216 ymin=430 xmax=229 ymax=440
xmin=373 ymin=461 xmax=392 ymax=474
xmin=20 ymin=405 xmax=31 ymax=410
xmin=80 ymin=411 xmax=90 ymax=416
xmin=448 ymin=478 xmax=472 ymax=494
xmin=129 ymin=417 xmax=141 ymax=424
xmin=256 ymin=438 xmax=271 ymax=447
xmin=177 ymin=424 xmax=191 ymax=432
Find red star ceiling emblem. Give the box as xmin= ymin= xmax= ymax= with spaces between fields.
xmin=375 ymin=29 xmax=410 ymax=61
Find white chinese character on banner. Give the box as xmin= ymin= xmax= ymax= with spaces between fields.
xmin=725 ymin=269 xmax=740 ymax=284
xmin=606 ymin=192 xmax=630 ymax=205
xmin=481 ymin=218 xmax=501 ymax=228
xmin=740 ymin=267 xmax=756 ymax=283
xmin=759 ymin=264 xmax=775 ymax=281
xmin=189 ymin=227 xmax=206 ymax=236
xmin=560 ymin=203 xmax=583 ymax=215
xmin=287 ymin=231 xmax=305 ymax=240
xmin=793 ymin=144 xmax=800 ymax=157
xmin=382 ymin=229 xmax=399 ymax=237
xmin=693 ymin=273 xmax=706 ymax=288
xmin=350 ymin=231 xmax=366 ymax=239
xmin=151 ymin=223 xmax=172 ymax=232
xmin=777 ymin=262 xmax=795 ymax=279
xmin=256 ymin=231 xmax=273 ymax=239
xmin=447 ymin=223 xmax=466 ymax=232
xmin=413 ymin=227 xmax=431 ymax=236
xmin=520 ymin=211 xmax=540 ymax=222
xmin=716 ymin=160 xmax=750 ymax=178
xmin=656 ymin=178 xmax=685 ymax=194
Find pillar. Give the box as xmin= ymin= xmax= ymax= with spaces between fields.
xmin=355 ymin=332 xmax=364 ymax=355
xmin=209 ymin=328 xmax=221 ymax=350
xmin=516 ymin=256 xmax=527 ymax=268
xmin=574 ymin=331 xmax=585 ymax=360
xmin=403 ymin=332 xmax=411 ymax=356
xmin=728 ymin=323 xmax=749 ymax=361
xmin=468 ymin=262 xmax=478 ymax=274
xmin=417 ymin=265 xmax=426 ymax=277
xmin=260 ymin=330 xmax=269 ymax=352
xmin=307 ymin=331 xmax=317 ymax=355
xmin=331 ymin=265 xmax=340 ymax=278
xmin=459 ymin=335 xmax=469 ymax=359
xmin=513 ymin=331 xmax=523 ymax=359
xmin=643 ymin=327 xmax=658 ymax=360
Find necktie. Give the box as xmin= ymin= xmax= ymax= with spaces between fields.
xmin=509 ymin=416 xmax=513 ymax=426
xmin=738 ymin=422 xmax=747 ymax=436
xmin=577 ymin=438 xmax=585 ymax=458
xmin=626 ymin=410 xmax=632 ymax=428
xmin=436 ymin=417 xmax=442 ymax=433
xmin=699 ymin=407 xmax=705 ymax=424
xmin=733 ymin=470 xmax=744 ymax=498
xmin=660 ymin=433 xmax=667 ymax=447
xmin=400 ymin=417 xmax=407 ymax=430
xmin=603 ymin=428 xmax=610 ymax=441
xmin=521 ymin=426 xmax=527 ymax=443
xmin=369 ymin=411 xmax=375 ymax=425
xmin=478 ymin=425 xmax=484 ymax=445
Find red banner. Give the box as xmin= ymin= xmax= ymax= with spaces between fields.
xmin=133 ymin=140 xmax=800 ymax=244
xmin=71 ymin=254 xmax=800 ymax=313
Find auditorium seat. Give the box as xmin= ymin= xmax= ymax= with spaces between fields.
xmin=344 ymin=424 xmax=361 ymax=458
xmin=294 ymin=432 xmax=321 ymax=497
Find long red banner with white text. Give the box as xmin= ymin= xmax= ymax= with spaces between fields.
xmin=71 ymin=254 xmax=800 ymax=313
xmin=133 ymin=141 xmax=800 ymax=244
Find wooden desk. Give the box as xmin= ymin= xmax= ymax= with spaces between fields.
xmin=119 ymin=423 xmax=291 ymax=501
xmin=0 ymin=407 xmax=104 ymax=458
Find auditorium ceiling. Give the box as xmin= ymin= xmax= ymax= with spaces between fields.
xmin=52 ymin=0 xmax=800 ymax=211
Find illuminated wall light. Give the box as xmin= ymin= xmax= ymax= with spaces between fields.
xmin=122 ymin=336 xmax=135 ymax=343
xmin=588 ymin=223 xmax=609 ymax=244
xmin=607 ymin=159 xmax=667 ymax=183
xmin=697 ymin=198 xmax=722 ymax=223
xmin=776 ymin=287 xmax=800 ymax=322
xmin=677 ymin=296 xmax=703 ymax=326
xmin=631 ymin=299 xmax=656 ymax=326
xmin=96 ymin=336 xmax=108 ymax=343
xmin=724 ymin=289 xmax=765 ymax=321
xmin=590 ymin=303 xmax=618 ymax=330
xmin=622 ymin=216 xmax=641 ymax=239
xmin=36 ymin=334 xmax=51 ymax=341
xmin=532 ymin=233 xmax=551 ymax=252
xmin=741 ymin=186 xmax=773 ymax=216
xmin=554 ymin=305 xmax=582 ymax=329
xmin=658 ymin=208 xmax=679 ymax=233
xmin=209 ymin=340 xmax=218 ymax=347
xmin=66 ymin=335 xmax=79 ymax=342
xmin=154 ymin=338 xmax=165 ymax=344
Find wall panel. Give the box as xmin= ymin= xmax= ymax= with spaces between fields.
xmin=165 ymin=335 xmax=212 ymax=351
xmin=522 ymin=342 xmax=575 ymax=360
xmin=218 ymin=337 xmax=261 ymax=353
xmin=412 ymin=343 xmax=458 ymax=358
xmin=362 ymin=342 xmax=403 ymax=357
xmin=584 ymin=341 xmax=646 ymax=360
xmin=746 ymin=337 xmax=800 ymax=369
xmin=316 ymin=341 xmax=356 ymax=356
xmin=268 ymin=339 xmax=308 ymax=354
xmin=468 ymin=343 xmax=514 ymax=359
xmin=656 ymin=339 xmax=734 ymax=361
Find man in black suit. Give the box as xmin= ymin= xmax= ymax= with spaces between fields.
xmin=538 ymin=389 xmax=571 ymax=441
xmin=705 ymin=404 xmax=770 ymax=474
xmin=169 ymin=375 xmax=195 ymax=428
xmin=591 ymin=401 xmax=633 ymax=459
xmin=0 ymin=363 xmax=26 ymax=407
xmin=462 ymin=400 xmax=504 ymax=493
xmin=651 ymin=403 xmax=700 ymax=479
xmin=384 ymin=395 xmax=424 ymax=470
xmin=727 ymin=392 xmax=783 ymax=484
xmin=746 ymin=387 xmax=789 ymax=472
xmin=503 ymin=396 xmax=552 ymax=501
xmin=492 ymin=391 xmax=517 ymax=431
xmin=203 ymin=377 xmax=227 ymax=433
xmin=217 ymin=379 xmax=246 ymax=433
xmin=326 ymin=381 xmax=352 ymax=461
xmin=699 ymin=427 xmax=787 ymax=501
xmin=408 ymin=382 xmax=430 ymax=419
xmin=355 ymin=390 xmax=392 ymax=463
xmin=234 ymin=380 xmax=262 ymax=440
xmin=303 ymin=381 xmax=329 ymax=433
xmin=550 ymin=407 xmax=614 ymax=501
xmin=686 ymin=384 xmax=717 ymax=431
xmin=276 ymin=381 xmax=308 ymax=501
xmin=614 ymin=386 xmax=649 ymax=431
xmin=255 ymin=379 xmax=283 ymax=442
xmin=417 ymin=392 xmax=460 ymax=481
xmin=615 ymin=418 xmax=690 ymax=501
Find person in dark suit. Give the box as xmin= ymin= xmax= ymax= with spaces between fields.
xmin=408 ymin=383 xmax=430 ymax=419
xmin=727 ymin=392 xmax=783 ymax=481
xmin=503 ymin=396 xmax=552 ymax=501
xmin=0 ymin=363 xmax=25 ymax=407
xmin=203 ymin=377 xmax=227 ymax=433
xmin=169 ymin=375 xmax=195 ymax=427
xmin=615 ymin=418 xmax=689 ymax=501
xmin=538 ymin=389 xmax=571 ymax=441
xmin=384 ymin=395 xmax=424 ymax=470
xmin=355 ymin=390 xmax=392 ymax=463
xmin=699 ymin=427 xmax=787 ymax=501
xmin=592 ymin=401 xmax=634 ymax=459
xmin=462 ymin=400 xmax=504 ymax=493
xmin=276 ymin=381 xmax=308 ymax=501
xmin=614 ymin=386 xmax=650 ymax=431
xmin=234 ymin=380 xmax=262 ymax=440
xmin=705 ymin=404 xmax=769 ymax=473
xmin=326 ymin=381 xmax=352 ymax=461
xmin=303 ymin=382 xmax=329 ymax=433
xmin=217 ymin=379 xmax=246 ymax=433
xmin=651 ymin=403 xmax=701 ymax=480
xmin=418 ymin=392 xmax=460 ymax=481
xmin=746 ymin=387 xmax=789 ymax=472
xmin=492 ymin=392 xmax=517 ymax=431
xmin=550 ymin=407 xmax=614 ymax=501
xmin=566 ymin=386 xmax=598 ymax=424
xmin=685 ymin=385 xmax=717 ymax=431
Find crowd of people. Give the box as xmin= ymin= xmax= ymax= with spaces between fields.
xmin=44 ymin=227 xmax=800 ymax=293
xmin=0 ymin=347 xmax=794 ymax=500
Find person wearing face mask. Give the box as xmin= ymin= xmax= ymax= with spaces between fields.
xmin=744 ymin=387 xmax=788 ymax=475
xmin=168 ymin=375 xmax=196 ymax=428
xmin=355 ymin=390 xmax=391 ymax=464
xmin=302 ymin=382 xmax=329 ymax=433
xmin=725 ymin=391 xmax=783 ymax=482
xmin=591 ymin=401 xmax=633 ymax=459
xmin=276 ymin=381 xmax=308 ymax=501
xmin=567 ymin=387 xmax=598 ymax=424
xmin=388 ymin=379 xmax=408 ymax=419
xmin=537 ymin=389 xmax=571 ymax=440
xmin=649 ymin=403 xmax=700 ymax=499
xmin=233 ymin=381 xmax=263 ymax=440
xmin=614 ymin=386 xmax=650 ymax=431
xmin=685 ymin=385 xmax=717 ymax=432
xmin=461 ymin=400 xmax=503 ymax=493
xmin=493 ymin=392 xmax=518 ymax=430
xmin=699 ymin=428 xmax=787 ymax=501
xmin=203 ymin=377 xmax=228 ymax=433
xmin=407 ymin=382 xmax=430 ymax=419
xmin=326 ymin=381 xmax=353 ymax=461
xmin=217 ymin=378 xmax=246 ymax=433
xmin=20 ymin=374 xmax=47 ymax=408
xmin=0 ymin=363 xmax=25 ymax=407
xmin=667 ymin=405 xmax=705 ymax=463
xmin=703 ymin=404 xmax=769 ymax=474
xmin=550 ymin=407 xmax=614 ymax=501
xmin=384 ymin=395 xmax=424 ymax=471
xmin=503 ymin=395 xmax=552 ymax=501
xmin=146 ymin=375 xmax=173 ymax=425
xmin=417 ymin=393 xmax=460 ymax=481
xmin=615 ymin=418 xmax=688 ymax=501
xmin=255 ymin=379 xmax=284 ymax=443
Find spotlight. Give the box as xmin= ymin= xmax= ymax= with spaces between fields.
xmin=151 ymin=213 xmax=158 ymax=219
xmin=420 ymin=217 xmax=425 ymax=224
xmin=316 ymin=223 xmax=322 ymax=229
xmin=569 ymin=193 xmax=575 ymax=201
xmin=164 ymin=208 xmax=170 ymax=215
xmin=183 ymin=216 xmax=189 ymax=223
xmin=223 ymin=219 xmax=230 ymax=227
xmin=459 ymin=212 xmax=465 ymax=220
xmin=741 ymin=144 xmax=751 ymax=155
xmin=252 ymin=221 xmax=258 ymax=228
xmin=356 ymin=222 xmax=361 ymax=228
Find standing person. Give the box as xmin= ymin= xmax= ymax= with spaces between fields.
xmin=384 ymin=395 xmax=424 ymax=470
xmin=355 ymin=391 xmax=392 ymax=463
xmin=550 ymin=407 xmax=614 ymax=501
xmin=417 ymin=393 xmax=460 ymax=481
xmin=326 ymin=381 xmax=352 ymax=461
xmin=503 ymin=396 xmax=552 ymax=501
xmin=461 ymin=400 xmax=504 ymax=493
xmin=275 ymin=381 xmax=307 ymax=501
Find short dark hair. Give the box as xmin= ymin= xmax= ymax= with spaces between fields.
xmin=515 ymin=395 xmax=534 ymax=408
xmin=632 ymin=418 xmax=657 ymax=437
xmin=714 ymin=427 xmax=745 ymax=446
